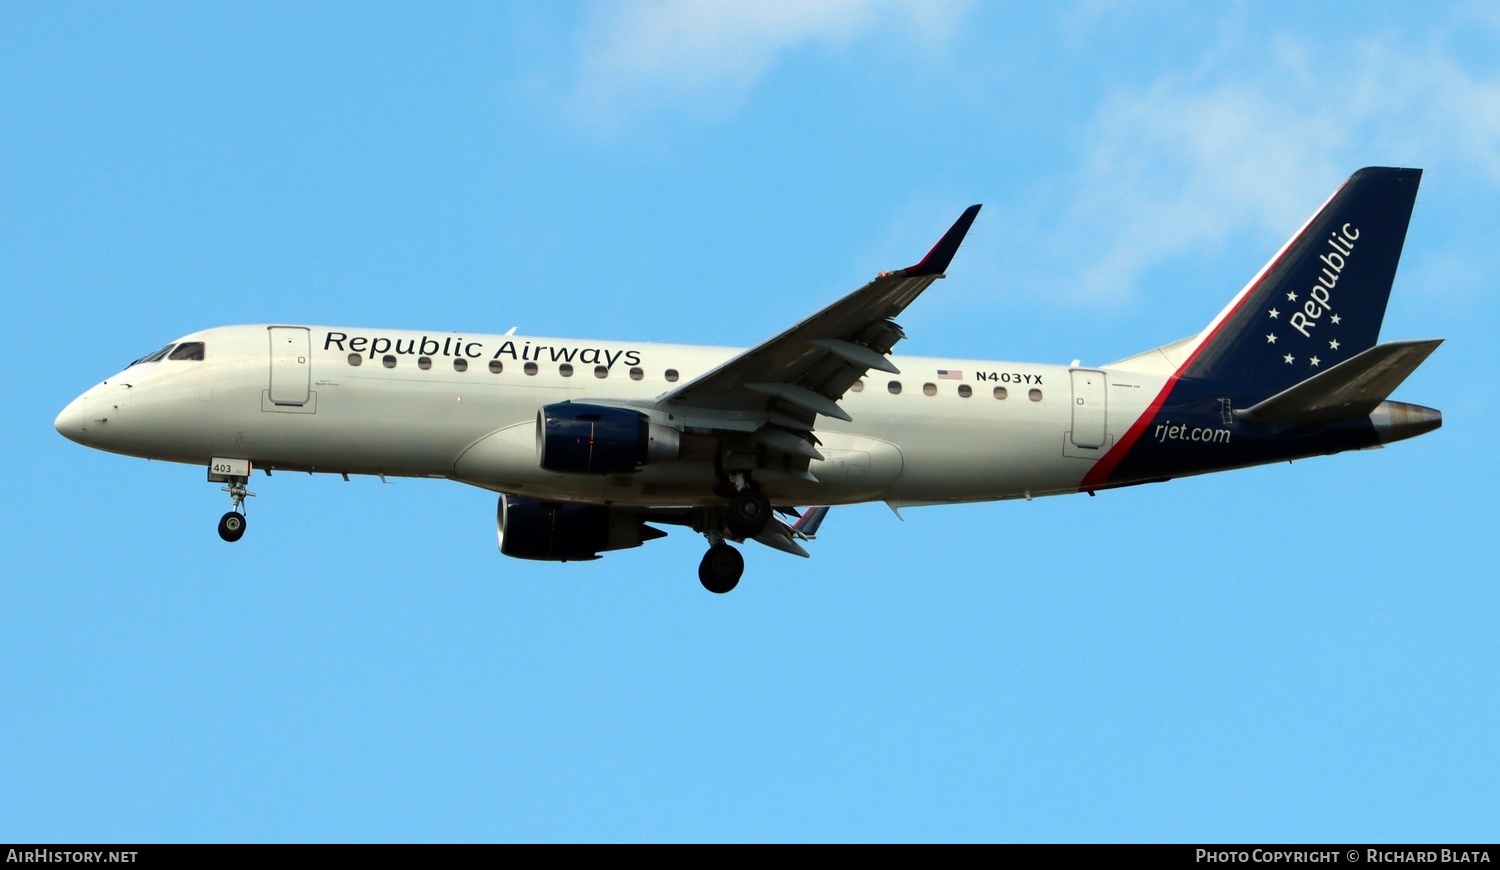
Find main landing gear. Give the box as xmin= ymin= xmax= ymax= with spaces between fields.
xmin=726 ymin=488 xmax=771 ymax=538
xmin=723 ymin=473 xmax=771 ymax=539
xmin=217 ymin=474 xmax=254 ymax=543
xmin=697 ymin=474 xmax=768 ymax=593
xmin=698 ymin=540 xmax=744 ymax=594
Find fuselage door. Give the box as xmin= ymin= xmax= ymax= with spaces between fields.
xmin=268 ymin=326 xmax=311 ymax=406
xmin=1069 ymin=368 xmax=1107 ymax=448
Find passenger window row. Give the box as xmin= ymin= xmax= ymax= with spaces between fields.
xmin=346 ymin=352 xmax=681 ymax=383
xmin=341 ymin=353 xmax=1047 ymax=401
xmin=848 ymin=379 xmax=1043 ymax=401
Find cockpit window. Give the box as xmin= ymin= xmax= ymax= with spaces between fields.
xmin=130 ymin=344 xmax=175 ymax=366
xmin=168 ymin=341 xmax=205 ymax=361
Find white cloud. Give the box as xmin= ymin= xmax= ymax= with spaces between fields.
xmin=988 ymin=12 xmax=1500 ymax=308
xmin=565 ymin=0 xmax=966 ymax=129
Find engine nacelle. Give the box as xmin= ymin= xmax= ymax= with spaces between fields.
xmin=496 ymin=494 xmax=665 ymax=561
xmin=536 ymin=402 xmax=680 ymax=474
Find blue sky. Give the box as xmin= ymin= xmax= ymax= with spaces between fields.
xmin=3 ymin=1 xmax=1496 ymax=842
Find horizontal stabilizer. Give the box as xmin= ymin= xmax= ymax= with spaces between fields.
xmin=1235 ymin=339 xmax=1442 ymax=425
xmin=791 ymin=505 xmax=829 ymax=539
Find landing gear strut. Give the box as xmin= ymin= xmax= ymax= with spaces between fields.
xmin=698 ymin=472 xmax=768 ymax=592
xmin=698 ymin=542 xmax=744 ymax=594
xmin=217 ymin=475 xmax=254 ymax=543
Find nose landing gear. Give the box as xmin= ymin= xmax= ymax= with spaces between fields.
xmin=217 ymin=511 xmax=246 ymax=542
xmin=217 ymin=474 xmax=254 ymax=543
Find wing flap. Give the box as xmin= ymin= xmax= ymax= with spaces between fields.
xmin=810 ymin=338 xmax=901 ymax=374
xmin=746 ymin=382 xmax=853 ymax=422
xmin=751 ymin=519 xmax=812 ymax=557
xmin=754 ymin=425 xmax=825 ymax=460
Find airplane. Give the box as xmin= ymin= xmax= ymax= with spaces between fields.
xmin=55 ymin=167 xmax=1442 ymax=593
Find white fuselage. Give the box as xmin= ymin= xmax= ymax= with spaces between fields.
xmin=55 ymin=324 xmax=1167 ymax=507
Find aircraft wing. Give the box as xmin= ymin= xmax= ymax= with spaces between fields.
xmin=656 ymin=205 xmax=980 ymax=460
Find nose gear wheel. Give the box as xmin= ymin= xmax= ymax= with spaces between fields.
xmin=216 ymin=474 xmax=254 ymax=543
xmin=217 ymin=511 xmax=246 ymax=542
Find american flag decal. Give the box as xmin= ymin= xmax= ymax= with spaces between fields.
xmin=937 ymin=370 xmax=962 ymax=380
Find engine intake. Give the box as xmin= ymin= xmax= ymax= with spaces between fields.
xmin=497 ymin=495 xmax=665 ymax=561
xmin=537 ymin=402 xmax=680 ymax=474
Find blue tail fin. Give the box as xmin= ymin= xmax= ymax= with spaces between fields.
xmin=1182 ymin=167 xmax=1421 ymax=397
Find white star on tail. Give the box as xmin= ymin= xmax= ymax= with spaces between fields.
xmin=1268 ymin=308 xmax=1280 ymax=319
xmin=1330 ymin=314 xmax=1341 ymax=324
xmin=1329 ymin=339 xmax=1340 ymax=350
xmin=1283 ymin=354 xmax=1294 ymax=364
xmin=1287 ymin=291 xmax=1298 ymax=301
xmin=1266 ymin=333 xmax=1278 ymax=344
xmin=1310 ymin=356 xmax=1321 ymax=367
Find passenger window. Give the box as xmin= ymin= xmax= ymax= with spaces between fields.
xmin=417 ymin=356 xmax=432 ymax=370
xmin=922 ymin=383 xmax=937 ymax=396
xmin=348 ymin=353 xmax=363 ymax=367
xmin=958 ymin=384 xmax=972 ymax=398
xmin=489 ymin=360 xmax=503 ymax=374
xmin=887 ymin=381 xmax=902 ymax=395
xmin=168 ymin=342 xmax=205 ymax=361
xmin=849 ymin=380 xmax=864 ymax=393
xmin=993 ymin=386 xmax=1008 ymax=400
xmin=454 ymin=358 xmax=469 ymax=372
xmin=665 ymin=369 xmax=679 ymax=382
xmin=1029 ymin=388 xmax=1043 ymax=402
xmin=594 ymin=365 xmax=608 ymax=379
xmin=524 ymin=362 xmax=538 ymax=376
xmin=629 ymin=367 xmax=644 ymax=381
xmin=382 ymin=355 xmax=397 ymax=368
xmin=559 ymin=363 xmax=574 ymax=377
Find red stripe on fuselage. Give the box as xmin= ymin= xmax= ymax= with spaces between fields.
xmin=1074 ymin=190 xmax=1334 ymax=492
xmin=1079 ymin=286 xmax=1262 ymax=490
xmin=1078 ymin=373 xmax=1180 ymax=491
xmin=1077 ymin=286 xmax=1263 ymax=491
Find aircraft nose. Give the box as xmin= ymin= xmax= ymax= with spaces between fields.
xmin=54 ymin=393 xmax=94 ymax=443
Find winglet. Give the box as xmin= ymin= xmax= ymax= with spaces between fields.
xmin=902 ymin=204 xmax=982 ymax=277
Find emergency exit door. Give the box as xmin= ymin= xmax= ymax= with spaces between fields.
xmin=1069 ymin=368 xmax=1107 ymax=449
xmin=268 ymin=326 xmax=311 ymax=406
